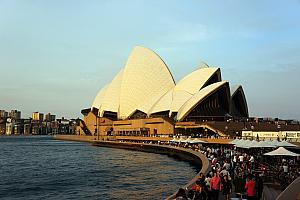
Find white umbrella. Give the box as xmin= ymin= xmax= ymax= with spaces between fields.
xmin=236 ymin=139 xmax=251 ymax=148
xmin=170 ymin=138 xmax=180 ymax=143
xmin=179 ymin=138 xmax=188 ymax=143
xmin=247 ymin=140 xmax=260 ymax=148
xmin=230 ymin=139 xmax=240 ymax=145
xmin=185 ymin=138 xmax=195 ymax=143
xmin=264 ymin=147 xmax=300 ymax=156
xmin=234 ymin=139 xmax=244 ymax=146
xmin=271 ymin=140 xmax=281 ymax=147
xmin=190 ymin=138 xmax=207 ymax=144
xmin=253 ymin=140 xmax=276 ymax=148
xmin=263 ymin=140 xmax=277 ymax=148
xmin=239 ymin=140 xmax=251 ymax=148
xmin=278 ymin=141 xmax=298 ymax=147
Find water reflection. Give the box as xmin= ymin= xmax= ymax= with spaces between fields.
xmin=0 ymin=136 xmax=197 ymax=200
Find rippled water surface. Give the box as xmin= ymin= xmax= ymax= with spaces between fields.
xmin=0 ymin=136 xmax=197 ymax=200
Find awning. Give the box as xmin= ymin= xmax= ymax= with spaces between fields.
xmin=264 ymin=147 xmax=300 ymax=156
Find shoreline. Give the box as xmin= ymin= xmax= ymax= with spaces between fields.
xmin=53 ymin=134 xmax=211 ymax=199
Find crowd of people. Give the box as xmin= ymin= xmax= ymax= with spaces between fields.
xmin=172 ymin=143 xmax=299 ymax=200
xmin=118 ymin=139 xmax=299 ymax=199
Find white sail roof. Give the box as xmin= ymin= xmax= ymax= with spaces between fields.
xmin=177 ymin=81 xmax=229 ymax=121
xmin=170 ymin=90 xmax=193 ymax=115
xmin=99 ymin=69 xmax=124 ymax=116
xmin=149 ymin=67 xmax=221 ymax=116
xmin=91 ymin=85 xmax=109 ymax=110
xmin=174 ymin=67 xmax=220 ymax=94
xmin=148 ymin=89 xmax=173 ymax=114
xmin=119 ymin=46 xmax=175 ymax=118
xmin=90 ymin=46 xmax=248 ymax=121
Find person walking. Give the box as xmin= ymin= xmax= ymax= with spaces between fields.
xmin=245 ymin=174 xmax=256 ymax=200
xmin=210 ymin=172 xmax=221 ymax=200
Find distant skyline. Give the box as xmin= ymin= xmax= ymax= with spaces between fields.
xmin=1 ymin=0 xmax=300 ymax=119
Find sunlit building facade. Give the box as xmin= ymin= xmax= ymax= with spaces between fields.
xmin=79 ymin=46 xmax=249 ymax=138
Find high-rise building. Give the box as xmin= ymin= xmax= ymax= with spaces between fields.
xmin=0 ymin=110 xmax=8 ymax=119
xmin=45 ymin=113 xmax=56 ymax=122
xmin=0 ymin=119 xmax=6 ymax=134
xmin=5 ymin=118 xmax=14 ymax=135
xmin=9 ymin=110 xmax=21 ymax=120
xmin=32 ymin=112 xmax=44 ymax=122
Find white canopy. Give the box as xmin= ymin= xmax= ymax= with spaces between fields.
xmin=185 ymin=138 xmax=196 ymax=143
xmin=247 ymin=140 xmax=260 ymax=148
xmin=178 ymin=138 xmax=189 ymax=143
xmin=253 ymin=140 xmax=276 ymax=148
xmin=278 ymin=140 xmax=298 ymax=147
xmin=264 ymin=147 xmax=300 ymax=156
xmin=170 ymin=137 xmax=207 ymax=144
xmin=271 ymin=140 xmax=281 ymax=146
xmin=190 ymin=138 xmax=207 ymax=144
xmin=230 ymin=139 xmax=241 ymax=145
xmin=235 ymin=140 xmax=276 ymax=148
xmin=170 ymin=138 xmax=180 ymax=142
xmin=236 ymin=139 xmax=251 ymax=148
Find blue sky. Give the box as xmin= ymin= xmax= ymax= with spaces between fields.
xmin=0 ymin=0 xmax=300 ymax=119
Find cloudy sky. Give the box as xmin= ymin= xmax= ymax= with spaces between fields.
xmin=0 ymin=0 xmax=300 ymax=119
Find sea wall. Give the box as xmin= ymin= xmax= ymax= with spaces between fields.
xmin=53 ymin=134 xmax=96 ymax=142
xmin=54 ymin=135 xmax=211 ymax=199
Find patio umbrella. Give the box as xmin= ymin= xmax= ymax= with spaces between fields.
xmin=247 ymin=140 xmax=260 ymax=148
xmin=278 ymin=140 xmax=298 ymax=147
xmin=239 ymin=140 xmax=252 ymax=148
xmin=264 ymin=147 xmax=300 ymax=156
xmin=234 ymin=139 xmax=244 ymax=146
xmin=190 ymin=138 xmax=207 ymax=144
xmin=170 ymin=138 xmax=180 ymax=143
xmin=185 ymin=138 xmax=195 ymax=143
xmin=230 ymin=139 xmax=240 ymax=145
xmin=179 ymin=138 xmax=189 ymax=143
xmin=253 ymin=140 xmax=276 ymax=148
xmin=271 ymin=140 xmax=282 ymax=147
xmin=236 ymin=139 xmax=251 ymax=148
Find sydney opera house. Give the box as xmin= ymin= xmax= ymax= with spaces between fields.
xmin=78 ymin=46 xmax=249 ymax=139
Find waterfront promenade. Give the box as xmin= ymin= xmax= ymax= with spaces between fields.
xmin=54 ymin=135 xmax=300 ymax=200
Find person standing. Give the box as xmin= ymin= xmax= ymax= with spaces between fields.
xmin=189 ymin=180 xmax=207 ymax=200
xmin=255 ymin=173 xmax=263 ymax=200
xmin=174 ymin=188 xmax=188 ymax=200
xmin=221 ymin=175 xmax=232 ymax=200
xmin=210 ymin=172 xmax=221 ymax=200
xmin=245 ymin=174 xmax=256 ymax=200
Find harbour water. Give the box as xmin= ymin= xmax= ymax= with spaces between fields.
xmin=0 ymin=136 xmax=197 ymax=200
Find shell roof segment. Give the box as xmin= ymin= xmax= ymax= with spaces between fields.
xmin=148 ymin=89 xmax=174 ymax=115
xmin=91 ymin=84 xmax=109 ymax=110
xmin=118 ymin=46 xmax=175 ymax=119
xmin=176 ymin=81 xmax=229 ymax=121
xmin=98 ymin=69 xmax=124 ymax=116
xmin=230 ymin=84 xmax=249 ymax=117
xmin=91 ymin=46 xmax=248 ymax=120
xmin=174 ymin=67 xmax=220 ymax=94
